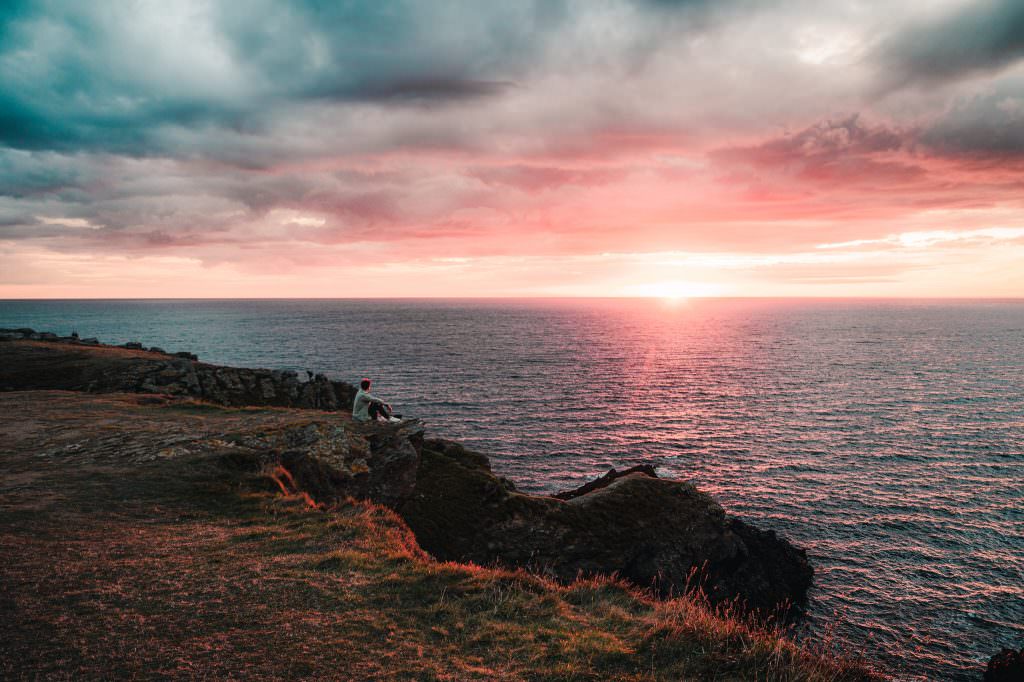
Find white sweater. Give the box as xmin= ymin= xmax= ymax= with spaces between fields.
xmin=352 ymin=388 xmax=382 ymax=421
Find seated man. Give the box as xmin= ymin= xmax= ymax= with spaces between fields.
xmin=352 ymin=378 xmax=401 ymax=423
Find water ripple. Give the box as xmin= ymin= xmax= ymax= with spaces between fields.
xmin=2 ymin=297 xmax=1022 ymax=681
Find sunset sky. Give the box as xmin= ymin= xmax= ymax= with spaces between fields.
xmin=2 ymin=0 xmax=1024 ymax=298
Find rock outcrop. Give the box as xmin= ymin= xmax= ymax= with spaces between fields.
xmin=221 ymin=419 xmax=425 ymax=509
xmin=985 ymin=647 xmax=1024 ymax=682
xmin=553 ymin=464 xmax=658 ymax=500
xmin=398 ymin=438 xmax=813 ymax=615
xmin=0 ymin=330 xmax=355 ymax=411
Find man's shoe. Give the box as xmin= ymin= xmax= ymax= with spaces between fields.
xmin=387 ymin=416 xmax=402 ymax=423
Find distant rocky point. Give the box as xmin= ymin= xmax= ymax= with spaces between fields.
xmin=0 ymin=329 xmax=813 ymax=615
xmin=0 ymin=327 xmax=353 ymax=410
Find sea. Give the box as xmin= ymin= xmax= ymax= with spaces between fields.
xmin=1 ymin=298 xmax=1021 ymax=681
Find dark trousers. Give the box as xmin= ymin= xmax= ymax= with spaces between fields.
xmin=368 ymin=401 xmax=400 ymax=420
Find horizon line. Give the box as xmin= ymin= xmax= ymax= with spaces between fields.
xmin=2 ymin=295 xmax=1023 ymax=302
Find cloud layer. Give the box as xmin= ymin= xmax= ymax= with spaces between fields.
xmin=2 ymin=0 xmax=1023 ymax=297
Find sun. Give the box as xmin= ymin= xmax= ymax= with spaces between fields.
xmin=625 ymin=281 xmax=724 ymax=300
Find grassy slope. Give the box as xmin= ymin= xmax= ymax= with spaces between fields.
xmin=0 ymin=392 xmax=879 ymax=681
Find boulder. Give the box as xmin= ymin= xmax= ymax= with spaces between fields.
xmin=553 ymin=464 xmax=658 ymax=500
xmin=225 ymin=419 xmax=424 ymax=509
xmin=398 ymin=439 xmax=813 ymax=616
xmin=985 ymin=648 xmax=1024 ymax=682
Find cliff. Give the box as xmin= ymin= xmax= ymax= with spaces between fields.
xmin=0 ymin=388 xmax=876 ymax=680
xmin=0 ymin=330 xmax=876 ymax=679
xmin=400 ymin=440 xmax=811 ymax=615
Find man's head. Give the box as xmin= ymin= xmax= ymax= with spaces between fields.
xmin=360 ymin=378 xmax=371 ymax=390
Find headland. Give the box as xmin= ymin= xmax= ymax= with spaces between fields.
xmin=0 ymin=329 xmax=881 ymax=680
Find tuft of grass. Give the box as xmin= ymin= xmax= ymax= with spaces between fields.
xmin=251 ymin=492 xmax=882 ymax=682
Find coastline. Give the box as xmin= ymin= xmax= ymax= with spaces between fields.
xmin=0 ymin=329 xmax=883 ymax=679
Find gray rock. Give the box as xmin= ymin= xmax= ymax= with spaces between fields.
xmin=0 ymin=337 xmax=358 ymax=413
xmin=227 ymin=419 xmax=424 ymax=509
xmin=398 ymin=440 xmax=813 ymax=616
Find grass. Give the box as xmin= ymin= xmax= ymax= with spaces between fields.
xmin=0 ymin=391 xmax=883 ymax=680
xmin=1 ymin=479 xmax=879 ymax=680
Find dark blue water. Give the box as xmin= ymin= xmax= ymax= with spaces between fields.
xmin=2 ymin=298 xmax=1021 ymax=680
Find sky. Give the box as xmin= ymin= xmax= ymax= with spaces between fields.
xmin=2 ymin=0 xmax=1024 ymax=298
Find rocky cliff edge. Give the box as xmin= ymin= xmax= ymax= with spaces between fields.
xmin=0 ymin=329 xmax=812 ymax=616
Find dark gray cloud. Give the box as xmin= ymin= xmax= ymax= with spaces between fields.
xmin=471 ymin=165 xmax=624 ymax=193
xmin=871 ymin=0 xmax=1024 ymax=161
xmin=919 ymin=79 xmax=1024 ymax=159
xmin=727 ymin=114 xmax=907 ymax=160
xmin=710 ymin=115 xmax=923 ymax=184
xmin=0 ymin=2 xmax=250 ymax=154
xmin=877 ymin=0 xmax=1024 ymax=87
xmin=0 ymin=0 xmax=758 ymax=162
xmin=336 ymin=77 xmax=513 ymax=102
xmin=212 ymin=0 xmax=565 ymax=100
xmin=0 ymin=1 xmax=567 ymax=156
xmin=0 ymin=150 xmax=89 ymax=198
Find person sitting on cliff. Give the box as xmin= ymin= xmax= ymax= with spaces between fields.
xmin=352 ymin=378 xmax=401 ymax=423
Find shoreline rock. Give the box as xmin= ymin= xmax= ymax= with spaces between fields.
xmin=0 ymin=329 xmax=356 ymax=411
xmin=399 ymin=438 xmax=812 ymax=615
xmin=985 ymin=647 xmax=1024 ymax=682
xmin=553 ymin=464 xmax=658 ymax=500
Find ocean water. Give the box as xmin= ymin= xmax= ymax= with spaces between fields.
xmin=1 ymin=298 xmax=1021 ymax=680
